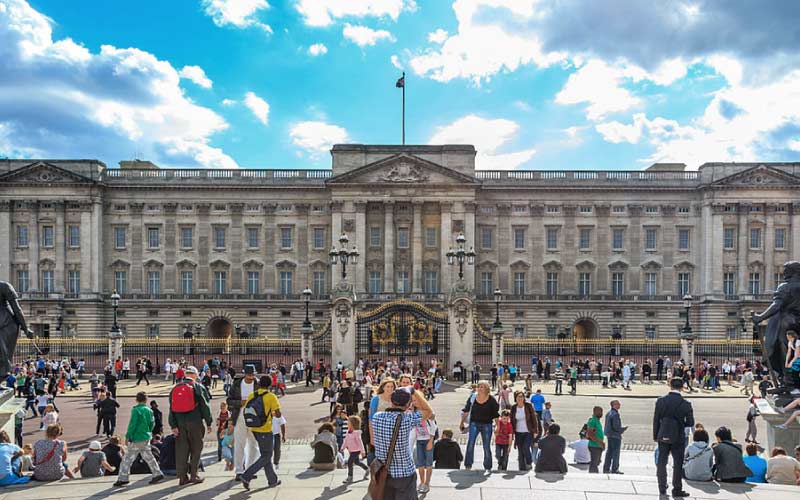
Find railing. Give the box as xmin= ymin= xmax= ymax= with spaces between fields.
xmin=475 ymin=170 xmax=699 ymax=183
xmin=117 ymin=293 xmax=329 ymax=301
xmin=103 ymin=168 xmax=332 ymax=182
xmin=359 ymin=293 xmax=447 ymax=302
xmin=477 ymin=294 xmax=683 ymax=301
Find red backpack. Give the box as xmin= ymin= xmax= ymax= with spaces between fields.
xmin=171 ymin=380 xmax=197 ymax=413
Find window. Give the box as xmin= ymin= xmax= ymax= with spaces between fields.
xmin=723 ymin=228 xmax=735 ymax=250
xmin=612 ymin=205 xmax=625 ymax=214
xmin=147 ymin=271 xmax=160 ymax=294
xmin=279 ymin=271 xmax=293 ymax=295
xmin=774 ymin=272 xmax=783 ymax=291
xmin=480 ymin=227 xmax=493 ymax=249
xmin=369 ymin=271 xmax=382 ymax=293
xmin=644 ymin=272 xmax=658 ymax=295
xmin=645 ymin=228 xmax=658 ymax=250
xmin=645 ymin=325 xmax=657 ymax=339
xmin=313 ymin=228 xmax=325 ymax=249
xmin=480 ymin=272 xmax=493 ymax=296
xmin=546 ymin=228 xmax=558 ymax=250
xmin=42 ymin=271 xmax=54 ymax=293
xmin=213 ymin=271 xmax=226 ymax=293
xmin=148 ymin=324 xmax=159 ymax=338
xmin=775 ymin=228 xmax=786 ymax=250
xmin=750 ymin=205 xmax=762 ymax=213
xmin=579 ymin=228 xmax=591 ymax=250
xmin=68 ymin=225 xmax=80 ymax=247
xmin=678 ymin=229 xmax=690 ymax=251
xmin=724 ymin=272 xmax=736 ymax=296
xmin=645 ymin=206 xmax=659 ymax=214
xmin=612 ymin=229 xmax=624 ymax=250
xmin=247 ymin=227 xmax=259 ymax=249
xmin=16 ymin=270 xmax=29 ymax=293
xmin=179 ymin=227 xmax=193 ymax=248
xmin=513 ymin=205 xmax=527 ymax=214
xmin=181 ymin=271 xmax=193 ymax=294
xmin=397 ymin=228 xmax=410 ymax=248
xmin=579 ymin=272 xmax=591 ymax=295
xmin=114 ymin=271 xmax=127 ymax=294
xmin=726 ymin=326 xmax=738 ymax=340
xmin=749 ymin=272 xmax=761 ymax=295
xmin=147 ymin=227 xmax=159 ymax=249
xmin=16 ymin=226 xmax=28 ymax=247
xmin=514 ymin=325 xmax=525 ymax=338
xmin=750 ymin=228 xmax=761 ymax=249
xmin=42 ymin=226 xmax=54 ymax=248
xmin=678 ymin=206 xmax=690 ymax=214
xmin=513 ymin=272 xmax=525 ymax=295
xmin=68 ymin=270 xmax=80 ymax=293
xmin=248 ymin=271 xmax=261 ymax=294
xmin=546 ymin=206 xmax=560 ymax=214
xmin=313 ymin=271 xmax=325 ymax=295
xmin=424 ymin=271 xmax=438 ymax=294
xmin=397 ymin=271 xmax=410 ymax=293
xmin=280 ymin=227 xmax=293 ymax=249
xmin=612 ymin=272 xmax=625 ymax=296
xmin=369 ymin=227 xmax=381 ymax=247
xmin=546 ymin=272 xmax=559 ymax=296
xmin=425 ymin=227 xmax=437 ymax=248
xmin=214 ymin=227 xmax=226 ymax=249
xmin=513 ymin=228 xmax=525 ymax=250
xmin=677 ymin=272 xmax=691 ymax=296
xmin=546 ymin=325 xmax=558 ymax=338
xmin=579 ymin=206 xmax=592 ymax=214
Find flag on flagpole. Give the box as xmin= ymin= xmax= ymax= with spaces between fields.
xmin=396 ymin=73 xmax=405 ymax=88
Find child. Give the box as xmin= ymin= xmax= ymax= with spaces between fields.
xmin=74 ymin=440 xmax=116 ymax=477
xmin=24 ymin=387 xmax=37 ymax=417
xmin=220 ymin=421 xmax=235 ymax=471
xmin=494 ymin=409 xmax=513 ymax=471
xmin=19 ymin=444 xmax=33 ymax=472
xmin=542 ymin=402 xmax=554 ymax=434
xmin=340 ymin=415 xmax=368 ymax=483
xmin=40 ymin=404 xmax=58 ymax=431
xmin=216 ymin=401 xmax=230 ymax=462
xmin=272 ymin=409 xmax=287 ymax=469
xmin=35 ymin=391 xmax=48 ymax=420
xmin=412 ymin=416 xmax=437 ymax=493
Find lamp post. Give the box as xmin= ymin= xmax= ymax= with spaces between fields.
xmin=108 ymin=290 xmax=123 ymax=363
xmin=491 ymin=287 xmax=504 ymax=364
xmin=493 ymin=288 xmax=503 ymax=329
xmin=329 ymin=233 xmax=359 ymax=280
xmin=681 ymin=294 xmax=693 ymax=336
xmin=446 ymin=233 xmax=476 ymax=281
xmin=301 ymin=286 xmax=314 ymax=363
xmin=680 ymin=294 xmax=694 ymax=366
xmin=110 ymin=290 xmax=121 ymax=334
xmin=302 ymin=286 xmax=312 ymax=328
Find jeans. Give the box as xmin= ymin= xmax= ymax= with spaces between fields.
xmin=464 ymin=422 xmax=493 ymax=470
xmin=495 ymin=444 xmax=510 ymax=470
xmin=515 ymin=432 xmax=532 ymax=470
xmin=347 ymin=452 xmax=368 ymax=476
xmin=603 ymin=437 xmax=621 ymax=473
xmin=242 ymin=431 xmax=279 ymax=485
xmin=118 ymin=440 xmax=162 ymax=482
xmin=555 ymin=380 xmax=562 ymax=394
xmin=273 ymin=434 xmax=282 ymax=464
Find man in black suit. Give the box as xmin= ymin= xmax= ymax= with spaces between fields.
xmin=653 ymin=377 xmax=694 ymax=497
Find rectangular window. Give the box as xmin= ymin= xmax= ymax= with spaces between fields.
xmin=68 ymin=270 xmax=80 ymax=293
xmin=546 ymin=325 xmax=558 ymax=338
xmin=369 ymin=227 xmax=381 ymax=247
xmin=678 ymin=229 xmax=690 ymax=251
xmin=42 ymin=271 xmax=54 ymax=293
xmin=147 ymin=271 xmax=160 ymax=294
xmin=280 ymin=227 xmax=293 ymax=249
xmin=42 ymin=226 xmax=54 ymax=248
xmin=114 ymin=271 xmax=127 ymax=294
xmin=397 ymin=271 xmax=410 ymax=293
xmin=424 ymin=271 xmax=438 ymax=294
xmin=645 ymin=206 xmax=659 ymax=214
xmin=750 ymin=228 xmax=761 ymax=249
xmin=180 ymin=227 xmax=193 ymax=248
xmin=546 ymin=206 xmax=560 ymax=214
xmin=513 ymin=272 xmax=526 ymax=295
xmin=481 ymin=227 xmax=493 ymax=249
xmin=313 ymin=271 xmax=325 ymax=295
xmin=369 ymin=271 xmax=382 ymax=294
xmin=425 ymin=227 xmax=437 ymax=248
xmin=724 ymin=272 xmax=736 ymax=296
xmin=774 ymin=272 xmax=783 ymax=291
xmin=514 ymin=228 xmax=525 ymax=250
xmin=214 ymin=227 xmax=226 ymax=249
xmin=546 ymin=272 xmax=559 ymax=296
xmin=644 ymin=272 xmax=658 ymax=295
xmin=612 ymin=272 xmax=625 ymax=296
xmin=279 ymin=271 xmax=293 ymax=295
xmin=514 ymin=325 xmax=525 ymax=338
xmin=723 ymin=227 xmax=735 ymax=250
xmin=775 ymin=228 xmax=786 ymax=250
xmin=677 ymin=272 xmax=691 ymax=297
xmin=16 ymin=226 xmax=28 ymax=247
xmin=645 ymin=228 xmax=658 ymax=250
xmin=397 ymin=228 xmax=410 ymax=248
xmin=579 ymin=206 xmax=592 ymax=214
xmin=579 ymin=272 xmax=591 ymax=296
xmin=247 ymin=227 xmax=260 ymax=249
xmin=213 ymin=271 xmax=226 ymax=294
xmin=181 ymin=271 xmax=193 ymax=294
xmin=645 ymin=325 xmax=657 ymax=339
xmin=147 ymin=227 xmax=159 ymax=249
xmin=546 ymin=228 xmax=558 ymax=250
xmin=579 ymin=228 xmax=591 ymax=250
xmin=68 ymin=225 xmax=80 ymax=247
xmin=112 ymin=227 xmax=125 ymax=249
xmin=480 ymin=272 xmax=493 ymax=296
xmin=16 ymin=270 xmax=29 ymax=293
xmin=313 ymin=228 xmax=325 ymax=249
xmin=726 ymin=326 xmax=738 ymax=340
xmin=248 ymin=271 xmax=261 ymax=295
xmin=749 ymin=272 xmax=761 ymax=295
xmin=678 ymin=206 xmax=690 ymax=213
xmin=612 ymin=229 xmax=624 ymax=250
xmin=612 ymin=205 xmax=625 ymax=214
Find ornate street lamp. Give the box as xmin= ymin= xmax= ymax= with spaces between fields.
xmin=329 ymin=233 xmax=359 ymax=280
xmin=681 ymin=294 xmax=693 ymax=336
xmin=302 ymin=286 xmax=313 ymax=328
xmin=110 ymin=290 xmax=121 ymax=334
xmin=493 ymin=288 xmax=503 ymax=328
xmin=446 ymin=233 xmax=476 ymax=280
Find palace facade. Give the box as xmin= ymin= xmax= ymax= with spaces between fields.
xmin=1 ymin=145 xmax=798 ymax=349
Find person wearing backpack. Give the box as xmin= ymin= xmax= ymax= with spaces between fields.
xmin=653 ymin=377 xmax=695 ymax=497
xmin=168 ymin=366 xmax=212 ymax=486
xmin=240 ymin=375 xmax=281 ymax=491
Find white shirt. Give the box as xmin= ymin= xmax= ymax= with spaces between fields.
xmin=272 ymin=415 xmax=286 ymax=435
xmin=514 ymin=406 xmax=528 ymax=433
xmin=569 ymin=439 xmax=591 ymax=463
xmin=240 ymin=380 xmax=255 ymax=401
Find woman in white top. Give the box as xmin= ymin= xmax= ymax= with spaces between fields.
xmin=164 ymin=358 xmax=172 ymax=380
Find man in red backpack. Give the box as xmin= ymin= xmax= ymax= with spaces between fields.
xmin=168 ymin=366 xmax=212 ymax=485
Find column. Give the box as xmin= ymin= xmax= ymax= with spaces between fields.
xmin=711 ymin=207 xmax=724 ymax=295
xmin=0 ymin=202 xmax=11 ymax=282
xmin=55 ymin=202 xmax=65 ymax=292
xmin=30 ymin=203 xmax=39 ymax=290
xmin=295 ymin=204 xmax=309 ymax=292
xmin=196 ymin=203 xmax=210 ymax=292
xmin=80 ymin=206 xmax=92 ymax=292
xmin=595 ymin=205 xmax=610 ymax=292
xmin=92 ymin=200 xmax=104 ymax=293
xmin=627 ymin=204 xmax=643 ymax=292
xmin=412 ymin=201 xmax=423 ymax=293
xmin=330 ymin=201 xmax=342 ymax=291
xmin=562 ymin=205 xmax=577 ymax=294
xmin=661 ymin=205 xmax=676 ymax=294
xmin=792 ymin=203 xmax=800 ymax=262
xmin=440 ymin=202 xmax=452 ymax=290
xmin=163 ymin=203 xmax=178 ymax=292
xmin=383 ymin=202 xmax=394 ymax=292
xmin=497 ymin=204 xmax=510 ymax=292
xmin=129 ymin=203 xmax=144 ymax=291
xmin=698 ymin=203 xmax=713 ymax=296
xmin=355 ymin=202 xmax=367 ymax=294
xmin=530 ymin=204 xmax=545 ymax=292
xmin=737 ymin=205 xmax=749 ymax=295
xmin=464 ymin=202 xmax=476 ymax=290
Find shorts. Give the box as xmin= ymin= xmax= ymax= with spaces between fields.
xmin=416 ymin=441 xmax=433 ymax=467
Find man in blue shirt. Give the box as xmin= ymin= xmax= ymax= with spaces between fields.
xmin=530 ymin=389 xmax=545 ymax=420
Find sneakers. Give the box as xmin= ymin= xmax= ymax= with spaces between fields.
xmin=267 ymin=480 xmax=281 ymax=489
xmin=417 ymin=484 xmax=430 ymax=493
xmin=343 ymin=475 xmax=353 ymax=484
xmin=149 ymin=475 xmax=165 ymax=484
xmin=112 ymin=480 xmax=129 ymax=487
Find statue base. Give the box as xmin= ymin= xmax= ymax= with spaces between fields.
xmin=0 ymin=389 xmax=25 ymax=438
xmin=755 ymin=396 xmax=800 ymax=454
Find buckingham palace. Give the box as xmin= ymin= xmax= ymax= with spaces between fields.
xmin=1 ymin=144 xmax=798 ymax=355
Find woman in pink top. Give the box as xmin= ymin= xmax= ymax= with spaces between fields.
xmin=341 ymin=415 xmax=368 ymax=483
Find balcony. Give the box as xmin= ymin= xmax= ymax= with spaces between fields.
xmin=359 ymin=293 xmax=447 ymax=302
xmin=475 ymin=170 xmax=699 ymax=187
xmin=103 ymin=168 xmax=332 ymax=186
xmin=116 ymin=293 xmax=329 ymax=301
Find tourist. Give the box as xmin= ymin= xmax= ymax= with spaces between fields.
xmin=410 ymin=412 xmax=437 ymax=492
xmin=158 ymin=433 xmax=177 ymax=476
xmin=331 ymin=404 xmax=348 ymax=450
xmin=541 ymin=401 xmax=554 ymax=434
xmin=164 ymin=358 xmax=172 ymax=381
xmin=216 ymin=401 xmax=231 ymax=462
xmin=35 ymin=391 xmax=47 ymax=421
xmin=568 ymin=431 xmax=591 ymax=465
xmin=101 ymin=435 xmax=124 ymax=475
xmin=309 ymin=423 xmax=338 ymax=470
xmin=494 ymin=409 xmax=513 ymax=471
xmin=272 ymin=409 xmax=287 ymax=470
xmin=745 ymin=397 xmax=760 ymax=443
xmin=341 ymin=415 xmax=369 ymax=483
xmin=512 ymin=390 xmax=538 ymax=470
xmin=602 ymin=400 xmax=627 ymax=474
xmin=168 ymin=365 xmax=213 ymax=485
xmin=95 ymin=390 xmax=120 ymax=438
xmin=766 ymin=446 xmax=800 ymax=485
xmin=568 ymin=364 xmax=578 ymax=394
xmin=369 ymin=378 xmax=397 ymax=439
xmin=220 ymin=421 xmax=235 ymax=471
xmin=240 ymin=375 xmax=281 ymax=490
xmin=622 ymin=362 xmax=631 ymax=390
xmin=585 ymin=406 xmax=605 ymax=473
xmin=498 ymin=382 xmax=513 ymax=410
xmin=460 ymin=380 xmax=499 ymax=471
xmin=741 ymin=368 xmax=755 ymax=395
xmin=33 ymin=424 xmax=73 ymax=481
xmin=653 ymin=377 xmax=694 ymax=497
xmin=682 ymin=428 xmax=713 ymax=481
xmin=433 ymin=429 xmax=463 ymax=469
xmin=711 ymin=426 xmax=751 ymax=483
xmin=74 ymin=440 xmax=115 ymax=477
xmin=743 ymin=443 xmax=767 ymax=483
xmin=0 ymin=430 xmax=29 ymax=486
xmin=530 ymin=388 xmax=545 ymax=424
xmin=535 ymin=423 xmax=567 ymax=473
xmin=226 ymin=364 xmax=259 ymax=480
xmin=40 ymin=404 xmax=58 ymax=432
xmin=113 ymin=391 xmax=164 ymax=487
xmin=122 ymin=358 xmax=130 ymax=380
xmin=554 ymin=367 xmax=564 ymax=395
xmin=151 ymin=400 xmax=163 ymax=438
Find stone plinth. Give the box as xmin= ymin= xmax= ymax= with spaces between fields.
xmin=756 ymin=397 xmax=800 ymax=454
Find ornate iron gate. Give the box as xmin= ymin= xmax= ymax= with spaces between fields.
xmin=312 ymin=322 xmax=332 ymax=369
xmin=357 ymin=300 xmax=449 ymax=367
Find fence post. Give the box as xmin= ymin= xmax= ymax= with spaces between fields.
xmin=108 ymin=330 xmax=123 ymax=365
xmin=491 ymin=325 xmax=504 ymax=365
xmin=301 ymin=325 xmax=314 ymax=363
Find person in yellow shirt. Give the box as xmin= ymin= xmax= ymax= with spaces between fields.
xmin=240 ymin=376 xmax=281 ymax=490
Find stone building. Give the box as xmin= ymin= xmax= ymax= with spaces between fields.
xmin=0 ymin=145 xmax=798 ymax=361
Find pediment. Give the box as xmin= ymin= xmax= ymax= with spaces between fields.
xmin=542 ymin=259 xmax=562 ymax=269
xmin=0 ymin=162 xmax=95 ymax=185
xmin=326 ymin=153 xmax=479 ymax=186
xmin=608 ymin=259 xmax=629 ymax=269
xmin=209 ymin=258 xmax=231 ymax=268
xmin=575 ymin=259 xmax=596 ymax=269
xmin=640 ymin=259 xmax=662 ymax=269
xmin=176 ymin=258 xmax=198 ymax=268
xmin=510 ymin=259 xmax=530 ymax=269
xmin=109 ymin=259 xmax=131 ymax=268
xmin=673 ymin=260 xmax=695 ymax=269
xmin=243 ymin=258 xmax=264 ymax=268
xmin=143 ymin=258 xmax=164 ymax=268
xmin=711 ymin=165 xmax=800 ymax=187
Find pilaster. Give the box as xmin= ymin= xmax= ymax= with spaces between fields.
xmin=0 ymin=201 xmax=11 ymax=282
xmin=412 ymin=201 xmax=423 ymax=293
xmin=354 ymin=201 xmax=367 ymax=294
xmin=383 ymin=202 xmax=394 ymax=292
xmin=55 ymin=201 xmax=65 ymax=292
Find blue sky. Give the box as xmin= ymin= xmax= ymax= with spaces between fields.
xmin=1 ymin=1 xmax=798 ymax=170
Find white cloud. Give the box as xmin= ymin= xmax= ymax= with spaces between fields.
xmin=179 ymin=65 xmax=213 ymax=88
xmin=428 ymin=114 xmax=536 ymax=170
xmin=290 ymin=121 xmax=349 ymax=157
xmin=427 ymin=29 xmax=448 ymax=44
xmin=202 ymin=0 xmax=272 ymax=33
xmin=220 ymin=98 xmax=236 ymax=106
xmin=391 ymin=54 xmax=403 ymax=69
xmin=243 ymin=91 xmax=269 ymax=125
xmin=296 ymin=0 xmax=415 ymax=27
xmin=308 ymin=43 xmax=328 ymax=56
xmin=555 ymin=59 xmax=646 ymax=121
xmin=0 ymin=0 xmax=236 ymax=168
xmin=342 ymin=24 xmax=395 ymax=47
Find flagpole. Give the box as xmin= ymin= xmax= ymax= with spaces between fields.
xmin=401 ymin=72 xmax=405 ymax=145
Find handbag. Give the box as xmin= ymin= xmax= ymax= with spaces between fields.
xmin=368 ymin=413 xmax=403 ymax=500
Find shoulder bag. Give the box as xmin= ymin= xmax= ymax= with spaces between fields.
xmin=368 ymin=414 xmax=403 ymax=500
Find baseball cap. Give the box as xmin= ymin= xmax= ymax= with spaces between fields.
xmin=185 ymin=366 xmax=199 ymax=375
xmin=244 ymin=364 xmax=256 ymax=375
xmin=390 ymin=388 xmax=412 ymax=407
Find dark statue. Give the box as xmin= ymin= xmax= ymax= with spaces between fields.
xmin=0 ymin=281 xmax=33 ymax=377
xmin=752 ymin=261 xmax=800 ymax=398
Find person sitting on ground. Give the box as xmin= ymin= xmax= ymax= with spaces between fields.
xmin=158 ymin=433 xmax=177 ymax=476
xmin=19 ymin=444 xmax=33 ymax=473
xmin=33 ymin=424 xmax=73 ymax=481
xmin=0 ymin=430 xmax=30 ymax=486
xmin=568 ymin=431 xmax=591 ymax=465
xmin=743 ymin=443 xmax=767 ymax=483
xmin=711 ymin=427 xmax=751 ymax=483
xmin=309 ymin=423 xmax=338 ymax=470
xmin=74 ymin=440 xmax=115 ymax=477
xmin=101 ymin=435 xmax=124 ymax=476
xmin=433 ymin=428 xmax=463 ymax=469
xmin=534 ymin=423 xmax=567 ymax=474
xmin=683 ymin=428 xmax=713 ymax=481
xmin=765 ymin=446 xmax=800 ymax=485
